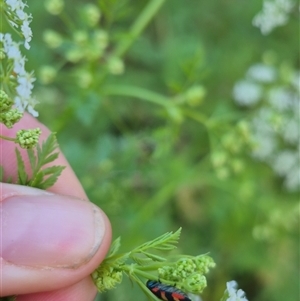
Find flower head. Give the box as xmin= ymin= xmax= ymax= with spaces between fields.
xmin=4 ymin=0 xmax=33 ymax=49
xmin=225 ymin=281 xmax=248 ymax=301
xmin=15 ymin=128 xmax=41 ymax=149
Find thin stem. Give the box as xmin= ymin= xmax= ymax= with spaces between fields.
xmin=103 ymin=85 xmax=171 ymax=107
xmin=0 ymin=134 xmax=16 ymax=142
xmin=182 ymin=108 xmax=208 ymax=126
xmin=114 ymin=0 xmax=166 ymax=57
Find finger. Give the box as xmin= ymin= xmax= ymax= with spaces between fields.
xmin=1 ymin=183 xmax=111 ymax=296
xmin=0 ymin=113 xmax=87 ymax=198
xmin=0 ymin=114 xmax=111 ymax=299
xmin=16 ymin=277 xmax=98 ymax=301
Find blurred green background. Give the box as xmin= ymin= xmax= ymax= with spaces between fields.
xmin=27 ymin=0 xmax=298 ymax=300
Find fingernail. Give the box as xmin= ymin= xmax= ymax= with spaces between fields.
xmin=1 ymin=191 xmax=106 ymax=268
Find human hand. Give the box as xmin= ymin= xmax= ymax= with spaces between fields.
xmin=1 ymin=113 xmax=112 ymax=301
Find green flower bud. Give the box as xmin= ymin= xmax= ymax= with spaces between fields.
xmin=194 ymin=255 xmax=215 ymax=274
xmin=16 ymin=128 xmax=42 ymax=149
xmin=65 ymin=47 xmax=83 ymax=63
xmin=73 ymin=30 xmax=88 ymax=45
xmin=83 ymin=4 xmax=101 ymax=27
xmin=211 ymin=151 xmax=227 ymax=168
xmin=183 ymin=273 xmax=207 ymax=294
xmin=39 ymin=65 xmax=57 ymax=84
xmin=107 ymin=57 xmax=124 ymax=75
xmin=231 ymin=159 xmax=244 ymax=174
xmin=0 ymin=108 xmax=23 ymax=128
xmin=76 ymin=70 xmax=93 ymax=88
xmin=185 ymin=86 xmax=206 ymax=107
xmin=45 ymin=0 xmax=64 ymax=15
xmin=175 ymin=258 xmax=197 ymax=274
xmin=93 ymin=30 xmax=109 ymax=50
xmin=84 ymin=45 xmax=103 ymax=61
xmin=222 ymin=133 xmax=242 ymax=154
xmin=237 ymin=121 xmax=251 ymax=141
xmin=43 ymin=30 xmax=63 ymax=48
xmin=92 ymin=266 xmax=123 ymax=292
xmin=0 ymin=90 xmax=13 ymax=112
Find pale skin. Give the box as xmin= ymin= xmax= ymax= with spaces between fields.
xmin=0 ymin=113 xmax=112 ymax=300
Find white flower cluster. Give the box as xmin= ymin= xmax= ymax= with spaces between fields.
xmin=225 ymin=281 xmax=248 ymax=301
xmin=4 ymin=0 xmax=33 ymax=49
xmin=0 ymin=33 xmax=38 ymax=116
xmin=233 ymin=63 xmax=300 ymax=192
xmin=252 ymin=0 xmax=296 ymax=35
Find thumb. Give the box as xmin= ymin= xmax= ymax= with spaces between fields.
xmin=1 ymin=183 xmax=111 ymax=297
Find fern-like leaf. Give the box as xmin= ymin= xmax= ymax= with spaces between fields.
xmin=12 ymin=133 xmax=65 ymax=190
xmin=15 ymin=148 xmax=28 ymax=185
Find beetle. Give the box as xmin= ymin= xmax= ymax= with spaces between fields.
xmin=146 ymin=280 xmax=191 ymax=301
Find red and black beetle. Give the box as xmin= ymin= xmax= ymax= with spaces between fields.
xmin=146 ymin=280 xmax=191 ymax=301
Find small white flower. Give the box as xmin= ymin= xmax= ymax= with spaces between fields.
xmin=272 ymin=150 xmax=298 ymax=176
xmin=268 ymin=87 xmax=294 ymax=111
xmin=252 ymin=133 xmax=277 ymax=161
xmin=291 ymin=71 xmax=300 ymax=92
xmin=13 ymin=56 xmax=26 ymax=75
xmin=233 ymin=80 xmax=262 ymax=106
xmin=0 ymin=33 xmax=38 ymax=116
xmin=4 ymin=0 xmax=33 ymax=49
xmin=225 ymin=281 xmax=248 ymax=301
xmin=21 ymin=18 xmax=33 ymax=49
xmin=253 ymin=0 xmax=295 ymax=35
xmin=247 ymin=63 xmax=277 ymax=83
xmin=283 ymin=119 xmax=299 ymax=144
xmin=6 ymin=0 xmax=25 ymax=11
xmin=284 ymin=166 xmax=300 ymax=191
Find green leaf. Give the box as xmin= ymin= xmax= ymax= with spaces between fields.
xmin=27 ymin=148 xmax=36 ymax=171
xmin=132 ymin=228 xmax=182 ymax=253
xmin=108 ymin=237 xmax=122 ymax=256
xmin=140 ymin=251 xmax=166 ymax=262
xmin=15 ymin=148 xmax=28 ymax=185
xmin=0 ymin=166 xmax=4 ymax=181
xmin=26 ymin=133 xmax=64 ymax=189
xmin=37 ymin=166 xmax=65 ymax=189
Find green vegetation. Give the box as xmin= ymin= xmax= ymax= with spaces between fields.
xmin=22 ymin=0 xmax=299 ymax=300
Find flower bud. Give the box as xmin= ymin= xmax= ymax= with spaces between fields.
xmin=45 ymin=0 xmax=64 ymax=15
xmin=185 ymin=85 xmax=206 ymax=107
xmin=43 ymin=30 xmax=63 ymax=48
xmin=0 ymin=90 xmax=13 ymax=112
xmin=16 ymin=128 xmax=41 ymax=149
xmin=107 ymin=57 xmax=124 ymax=75
xmin=0 ymin=108 xmax=23 ymax=128
xmin=39 ymin=65 xmax=57 ymax=84
xmin=83 ymin=4 xmax=101 ymax=27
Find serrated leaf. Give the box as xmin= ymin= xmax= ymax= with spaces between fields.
xmin=25 ymin=133 xmax=65 ymax=189
xmin=131 ymin=255 xmax=152 ymax=265
xmin=27 ymin=148 xmax=36 ymax=171
xmin=141 ymin=251 xmax=166 ymax=262
xmin=15 ymin=148 xmax=27 ymax=185
xmin=42 ymin=153 xmax=59 ymax=165
xmin=0 ymin=166 xmax=4 ymax=181
xmin=108 ymin=237 xmax=122 ymax=256
xmin=132 ymin=228 xmax=182 ymax=253
xmin=38 ymin=166 xmax=65 ymax=189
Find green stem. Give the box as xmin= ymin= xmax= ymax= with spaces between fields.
xmin=0 ymin=134 xmax=16 ymax=142
xmin=182 ymin=108 xmax=208 ymax=126
xmin=103 ymin=85 xmax=171 ymax=107
xmin=114 ymin=0 xmax=167 ymax=57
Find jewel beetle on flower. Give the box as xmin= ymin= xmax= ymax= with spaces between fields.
xmin=146 ymin=280 xmax=191 ymax=301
